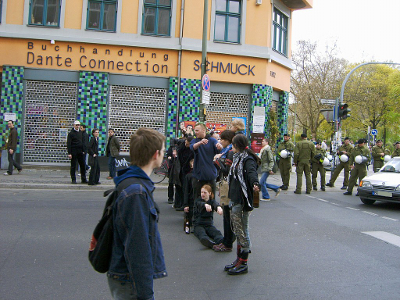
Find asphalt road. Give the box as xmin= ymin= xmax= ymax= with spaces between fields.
xmin=1 ymin=185 xmax=400 ymax=300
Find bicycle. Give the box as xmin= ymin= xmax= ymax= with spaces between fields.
xmin=150 ymin=156 xmax=168 ymax=184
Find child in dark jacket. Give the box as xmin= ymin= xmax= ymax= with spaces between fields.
xmin=193 ymin=184 xmax=224 ymax=249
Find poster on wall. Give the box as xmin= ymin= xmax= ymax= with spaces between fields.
xmin=59 ymin=128 xmax=68 ymax=142
xmin=180 ymin=121 xmax=228 ymax=137
xmin=3 ymin=113 xmax=16 ymax=122
xmin=251 ymin=133 xmax=264 ymax=154
xmin=252 ymin=106 xmax=265 ymax=134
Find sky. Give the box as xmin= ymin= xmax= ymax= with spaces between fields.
xmin=291 ymin=0 xmax=400 ymax=64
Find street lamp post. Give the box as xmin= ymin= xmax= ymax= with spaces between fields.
xmin=199 ymin=0 xmax=208 ymax=122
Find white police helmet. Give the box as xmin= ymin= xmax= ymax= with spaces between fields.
xmin=327 ymin=154 xmax=333 ymax=161
xmin=322 ymin=157 xmax=330 ymax=167
xmin=355 ymin=155 xmax=363 ymax=164
xmin=280 ymin=150 xmax=288 ymax=158
xmin=384 ymin=155 xmax=391 ymax=162
xmin=340 ymin=154 xmax=349 ymax=162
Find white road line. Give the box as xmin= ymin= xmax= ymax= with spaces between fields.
xmin=382 ymin=216 xmax=398 ymax=222
xmin=330 ymin=203 xmax=340 ymax=206
xmin=362 ymin=231 xmax=400 ymax=248
xmin=346 ymin=207 xmax=360 ymax=211
xmin=317 ymin=198 xmax=328 ymax=202
xmin=362 ymin=211 xmax=378 ymax=216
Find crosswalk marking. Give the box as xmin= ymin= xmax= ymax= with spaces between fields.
xmin=382 ymin=216 xmax=398 ymax=222
xmin=362 ymin=231 xmax=400 ymax=248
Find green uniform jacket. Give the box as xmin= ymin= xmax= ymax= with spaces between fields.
xmin=372 ymin=145 xmax=385 ymax=168
xmin=392 ymin=148 xmax=400 ymax=158
xmin=260 ymin=145 xmax=274 ymax=173
xmin=311 ymin=148 xmax=326 ymax=164
xmin=349 ymin=145 xmax=371 ymax=165
xmin=337 ymin=143 xmax=353 ymax=162
xmin=277 ymin=140 xmax=295 ymax=159
xmin=294 ymin=139 xmax=316 ymax=164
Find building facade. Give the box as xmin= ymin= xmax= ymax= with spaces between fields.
xmin=0 ymin=0 xmax=312 ymax=165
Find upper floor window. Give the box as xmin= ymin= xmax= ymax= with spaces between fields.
xmin=87 ymin=0 xmax=117 ymax=32
xmin=29 ymin=0 xmax=61 ymax=27
xmin=0 ymin=0 xmax=2 ymax=24
xmin=273 ymin=8 xmax=288 ymax=56
xmin=214 ymin=0 xmax=241 ymax=43
xmin=142 ymin=0 xmax=171 ymax=36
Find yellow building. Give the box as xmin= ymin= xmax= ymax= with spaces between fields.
xmin=0 ymin=0 xmax=312 ymax=165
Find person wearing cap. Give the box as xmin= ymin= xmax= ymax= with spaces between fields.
xmin=371 ymin=140 xmax=385 ymax=172
xmin=106 ymin=128 xmax=121 ymax=179
xmin=293 ymin=133 xmax=315 ymax=194
xmin=311 ymin=141 xmax=327 ymax=191
xmin=326 ymin=137 xmax=353 ymax=190
xmin=67 ymin=120 xmax=87 ymax=184
xmin=344 ymin=139 xmax=370 ymax=196
xmin=392 ymin=142 xmax=400 ymax=158
xmin=277 ymin=133 xmax=295 ymax=190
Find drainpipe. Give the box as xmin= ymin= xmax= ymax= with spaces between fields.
xmin=175 ymin=0 xmax=185 ymax=137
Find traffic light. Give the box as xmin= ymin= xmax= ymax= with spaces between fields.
xmin=338 ymin=103 xmax=351 ymax=120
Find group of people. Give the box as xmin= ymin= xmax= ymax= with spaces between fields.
xmin=66 ymin=121 xmax=121 ymax=185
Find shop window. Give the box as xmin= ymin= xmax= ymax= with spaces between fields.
xmin=29 ymin=0 xmax=61 ymax=27
xmin=87 ymin=0 xmax=117 ymax=32
xmin=273 ymin=8 xmax=288 ymax=56
xmin=142 ymin=0 xmax=171 ymax=36
xmin=214 ymin=0 xmax=241 ymax=44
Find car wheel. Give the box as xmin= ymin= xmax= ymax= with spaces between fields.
xmin=360 ymin=198 xmax=376 ymax=205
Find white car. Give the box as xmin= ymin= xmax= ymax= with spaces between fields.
xmin=358 ymin=157 xmax=400 ymax=205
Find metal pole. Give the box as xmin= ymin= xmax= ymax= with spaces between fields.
xmin=199 ymin=0 xmax=208 ymax=122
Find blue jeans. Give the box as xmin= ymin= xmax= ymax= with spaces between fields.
xmin=108 ymin=276 xmax=139 ymax=300
xmin=108 ymin=156 xmax=116 ymax=178
xmin=260 ymin=172 xmax=280 ymax=199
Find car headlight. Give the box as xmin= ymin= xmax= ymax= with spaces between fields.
xmin=361 ymin=181 xmax=371 ymax=188
xmin=395 ymin=185 xmax=400 ymax=191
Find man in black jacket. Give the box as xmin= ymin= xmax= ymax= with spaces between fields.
xmin=4 ymin=120 xmax=22 ymax=175
xmin=67 ymin=120 xmax=87 ymax=184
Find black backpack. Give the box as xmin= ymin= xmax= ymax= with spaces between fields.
xmin=88 ymin=177 xmax=137 ymax=273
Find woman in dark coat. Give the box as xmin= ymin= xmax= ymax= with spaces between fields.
xmin=224 ymin=134 xmax=260 ymax=275
xmin=88 ymin=128 xmax=100 ymax=185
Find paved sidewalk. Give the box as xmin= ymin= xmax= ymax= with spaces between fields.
xmin=0 ymin=165 xmax=168 ymax=190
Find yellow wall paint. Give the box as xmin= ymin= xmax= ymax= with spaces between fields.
xmin=245 ymin=2 xmax=270 ymax=47
xmin=0 ymin=38 xmax=178 ymax=77
xmin=64 ymin=0 xmax=83 ymax=29
xmin=6 ymin=0 xmax=24 ymax=25
xmin=265 ymin=62 xmax=291 ymax=91
xmin=121 ymin=0 xmax=138 ymax=34
xmin=183 ymin=1 xmax=211 ymax=40
xmin=174 ymin=0 xmax=182 ymax=38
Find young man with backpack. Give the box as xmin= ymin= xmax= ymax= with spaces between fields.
xmin=107 ymin=128 xmax=167 ymax=299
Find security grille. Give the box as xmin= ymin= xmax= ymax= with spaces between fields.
xmin=206 ymin=92 xmax=250 ymax=126
xmin=108 ymin=85 xmax=167 ymax=153
xmin=24 ymin=80 xmax=78 ymax=164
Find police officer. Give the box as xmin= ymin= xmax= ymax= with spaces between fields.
xmin=344 ymin=139 xmax=370 ymax=196
xmin=311 ymin=141 xmax=327 ymax=191
xmin=277 ymin=133 xmax=295 ymax=190
xmin=326 ymin=137 xmax=353 ymax=190
xmin=293 ymin=133 xmax=315 ymax=194
xmin=392 ymin=141 xmax=400 ymax=157
xmin=371 ymin=139 xmax=385 ymax=172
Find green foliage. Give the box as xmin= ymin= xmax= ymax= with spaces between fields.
xmin=268 ymin=109 xmax=279 ymax=150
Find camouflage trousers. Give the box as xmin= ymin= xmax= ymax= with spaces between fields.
xmin=230 ymin=203 xmax=251 ymax=251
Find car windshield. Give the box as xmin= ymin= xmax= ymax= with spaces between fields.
xmin=380 ymin=160 xmax=400 ymax=173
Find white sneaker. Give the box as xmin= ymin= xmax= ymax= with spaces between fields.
xmin=260 ymin=198 xmax=270 ymax=201
xmin=275 ymin=188 xmax=281 ymax=197
xmin=4 ymin=172 xmax=10 ymax=176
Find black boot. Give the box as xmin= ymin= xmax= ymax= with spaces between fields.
xmin=224 ymin=245 xmax=241 ymax=271
xmin=228 ymin=251 xmax=249 ymax=275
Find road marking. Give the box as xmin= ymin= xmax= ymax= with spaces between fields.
xmin=346 ymin=207 xmax=360 ymax=211
xmin=382 ymin=216 xmax=398 ymax=222
xmin=362 ymin=231 xmax=400 ymax=248
xmin=362 ymin=211 xmax=378 ymax=216
xmin=317 ymin=198 xmax=328 ymax=202
xmin=330 ymin=202 xmax=340 ymax=206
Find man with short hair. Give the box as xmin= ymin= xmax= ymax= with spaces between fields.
xmin=190 ymin=123 xmax=223 ymax=198
xmin=106 ymin=128 xmax=120 ymax=179
xmin=311 ymin=141 xmax=327 ymax=191
xmin=326 ymin=137 xmax=353 ymax=189
xmin=277 ymin=133 xmax=295 ymax=190
xmin=4 ymin=120 xmax=22 ymax=176
xmin=344 ymin=139 xmax=370 ymax=196
xmin=293 ymin=133 xmax=315 ymax=194
xmin=371 ymin=139 xmax=385 ymax=172
xmin=392 ymin=142 xmax=400 ymax=157
xmin=67 ymin=120 xmax=87 ymax=184
xmin=108 ymin=128 xmax=167 ymax=299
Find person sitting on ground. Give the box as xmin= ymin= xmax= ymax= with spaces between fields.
xmin=193 ymin=184 xmax=224 ymax=249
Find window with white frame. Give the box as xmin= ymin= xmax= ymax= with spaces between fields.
xmin=29 ymin=0 xmax=61 ymax=26
xmin=87 ymin=0 xmax=117 ymax=31
xmin=142 ymin=0 xmax=172 ymax=36
xmin=0 ymin=0 xmax=3 ymax=23
xmin=273 ymin=8 xmax=288 ymax=56
xmin=214 ymin=0 xmax=241 ymax=43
